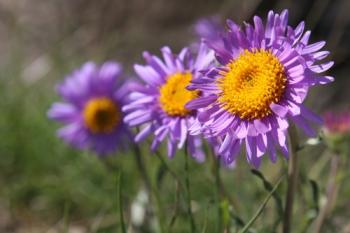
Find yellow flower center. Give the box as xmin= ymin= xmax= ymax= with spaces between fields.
xmin=159 ymin=72 xmax=199 ymax=117
xmin=83 ymin=97 xmax=121 ymax=133
xmin=217 ymin=49 xmax=287 ymax=120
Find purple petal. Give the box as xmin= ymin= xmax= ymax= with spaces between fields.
xmin=135 ymin=124 xmax=152 ymax=142
xmin=270 ymin=103 xmax=288 ymax=117
xmin=48 ymin=103 xmax=79 ymax=122
xmin=309 ymin=61 xmax=334 ymax=73
xmin=301 ymin=41 xmax=326 ymax=54
xmin=178 ymin=119 xmax=188 ymax=149
xmin=134 ymin=64 xmax=163 ymax=86
xmin=185 ymin=95 xmax=217 ymax=110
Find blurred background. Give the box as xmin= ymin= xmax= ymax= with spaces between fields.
xmin=0 ymin=0 xmax=349 ymax=232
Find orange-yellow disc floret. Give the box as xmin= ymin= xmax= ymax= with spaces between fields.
xmin=83 ymin=97 xmax=120 ymax=133
xmin=159 ymin=72 xmax=199 ymax=117
xmin=217 ymin=49 xmax=287 ymax=120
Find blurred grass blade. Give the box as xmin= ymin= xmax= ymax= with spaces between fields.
xmin=238 ymin=175 xmax=284 ymax=233
xmin=63 ymin=202 xmax=70 ymax=233
xmin=117 ymin=172 xmax=127 ymax=233
xmin=156 ymin=161 xmax=167 ymax=188
xmin=300 ymin=180 xmax=321 ymax=233
xmin=251 ymin=169 xmax=284 ymax=216
xmin=201 ymin=205 xmax=209 ymax=233
xmin=309 ymin=179 xmax=320 ymax=212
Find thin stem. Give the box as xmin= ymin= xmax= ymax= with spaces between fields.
xmin=283 ymin=125 xmax=299 ymax=233
xmin=239 ymin=175 xmax=285 ymax=233
xmin=212 ymin=154 xmax=223 ymax=232
xmin=132 ymin=145 xmax=152 ymax=192
xmin=154 ymin=150 xmax=184 ymax=229
xmin=313 ymin=152 xmax=340 ymax=233
xmin=208 ymin=147 xmax=241 ymax=213
xmin=63 ymin=202 xmax=70 ymax=233
xmin=117 ymin=172 xmax=127 ymax=233
xmin=132 ymin=145 xmax=165 ymax=233
xmin=155 ymin=150 xmax=181 ymax=182
xmin=185 ymin=144 xmax=196 ymax=233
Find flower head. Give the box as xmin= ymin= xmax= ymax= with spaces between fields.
xmin=187 ymin=10 xmax=334 ymax=167
xmin=194 ymin=16 xmax=223 ymax=45
xmin=123 ymin=43 xmax=215 ymax=161
xmin=323 ymin=110 xmax=350 ymax=135
xmin=48 ymin=62 xmax=132 ymax=155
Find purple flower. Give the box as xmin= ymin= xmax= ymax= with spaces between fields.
xmin=194 ymin=16 xmax=224 ymax=44
xmin=323 ymin=110 xmax=350 ymax=135
xmin=122 ymin=43 xmax=215 ymax=161
xmin=186 ymin=10 xmax=334 ymax=167
xmin=48 ymin=62 xmax=132 ymax=155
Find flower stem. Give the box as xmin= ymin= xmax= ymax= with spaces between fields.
xmin=117 ymin=172 xmax=127 ymax=233
xmin=283 ymin=125 xmax=299 ymax=233
xmin=132 ymin=145 xmax=165 ymax=233
xmin=213 ymin=156 xmax=223 ymax=233
xmin=184 ymin=144 xmax=196 ymax=233
xmin=239 ymin=175 xmax=284 ymax=233
xmin=313 ymin=152 xmax=340 ymax=233
xmin=132 ymin=145 xmax=152 ymax=192
xmin=154 ymin=150 xmax=185 ymax=228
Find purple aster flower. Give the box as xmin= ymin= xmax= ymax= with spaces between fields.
xmin=186 ymin=9 xmax=334 ymax=167
xmin=48 ymin=62 xmax=132 ymax=155
xmin=122 ymin=43 xmax=215 ymax=161
xmin=194 ymin=16 xmax=224 ymax=45
xmin=323 ymin=110 xmax=350 ymax=135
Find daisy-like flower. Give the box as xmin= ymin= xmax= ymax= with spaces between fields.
xmin=186 ymin=10 xmax=334 ymax=167
xmin=323 ymin=110 xmax=350 ymax=136
xmin=122 ymin=43 xmax=215 ymax=161
xmin=48 ymin=62 xmax=132 ymax=155
xmin=194 ymin=16 xmax=223 ymax=44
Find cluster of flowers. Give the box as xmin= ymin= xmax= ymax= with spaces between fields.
xmin=48 ymin=9 xmax=334 ymax=168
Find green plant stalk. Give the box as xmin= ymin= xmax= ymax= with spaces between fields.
xmin=212 ymin=153 xmax=223 ymax=232
xmin=185 ymin=145 xmax=196 ymax=233
xmin=132 ymin=145 xmax=165 ymax=233
xmin=154 ymin=150 xmax=185 ymax=229
xmin=132 ymin=145 xmax=152 ymax=192
xmin=239 ymin=175 xmax=285 ymax=233
xmin=117 ymin=172 xmax=127 ymax=233
xmin=63 ymin=202 xmax=70 ymax=233
xmin=313 ymin=152 xmax=340 ymax=233
xmin=283 ymin=125 xmax=299 ymax=233
xmin=208 ymin=145 xmax=241 ymax=213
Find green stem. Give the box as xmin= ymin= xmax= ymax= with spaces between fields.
xmin=185 ymin=145 xmax=196 ymax=233
xmin=155 ymin=150 xmax=181 ymax=182
xmin=132 ymin=145 xmax=152 ymax=191
xmin=117 ymin=172 xmax=127 ymax=233
xmin=239 ymin=175 xmax=285 ymax=233
xmin=154 ymin=150 xmax=184 ymax=229
xmin=313 ymin=152 xmax=340 ymax=233
xmin=132 ymin=145 xmax=165 ymax=233
xmin=63 ymin=202 xmax=70 ymax=233
xmin=208 ymin=147 xmax=241 ymax=213
xmin=212 ymin=154 xmax=223 ymax=232
xmin=283 ymin=125 xmax=299 ymax=233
